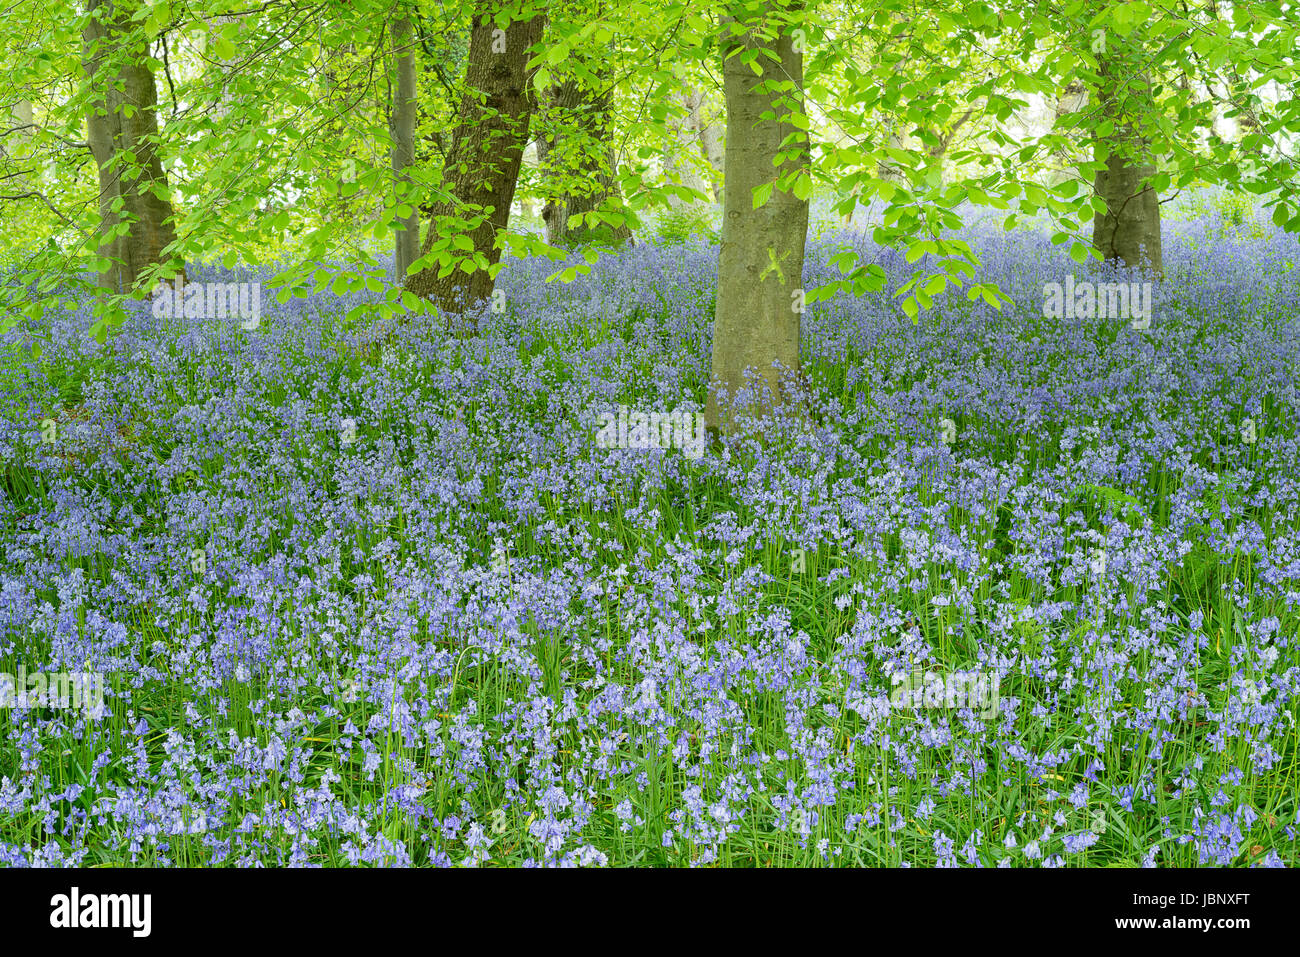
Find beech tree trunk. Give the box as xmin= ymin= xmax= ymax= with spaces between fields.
xmin=405 ymin=10 xmax=544 ymax=316
xmin=1091 ymin=40 xmax=1162 ymax=276
xmin=684 ymin=87 xmax=725 ymax=201
xmin=208 ymin=14 xmax=241 ymax=121
xmin=82 ymin=0 xmax=182 ymax=294
xmin=5 ymin=99 xmax=32 ymax=149
xmin=876 ymin=129 xmax=909 ymax=185
xmin=704 ymin=2 xmax=809 ymax=436
xmin=2 ymin=100 xmax=33 ymax=185
xmin=664 ymin=94 xmax=709 ymax=208
xmin=391 ymin=11 xmax=418 ymax=282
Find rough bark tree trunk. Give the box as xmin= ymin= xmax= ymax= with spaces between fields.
xmin=82 ymin=0 xmax=183 ymax=294
xmin=404 ymin=9 xmax=544 ymax=318
xmin=704 ymin=2 xmax=809 ymax=436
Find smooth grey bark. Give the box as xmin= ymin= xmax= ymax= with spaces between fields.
xmin=876 ymin=129 xmax=909 ymax=185
xmin=208 ymin=14 xmax=240 ymax=120
xmin=1091 ymin=44 xmax=1162 ymax=276
xmin=684 ymin=87 xmax=725 ymax=201
xmin=1041 ymin=81 xmax=1089 ymax=187
xmin=82 ymin=0 xmax=183 ymax=294
xmin=2 ymin=99 xmax=33 ymax=181
xmin=663 ymin=94 xmax=709 ymax=208
xmin=704 ymin=3 xmax=810 ymax=436
xmin=391 ymin=12 xmax=418 ymax=281
xmin=6 ymin=99 xmax=32 ymax=148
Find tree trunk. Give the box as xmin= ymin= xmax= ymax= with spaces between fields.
xmin=1091 ymin=41 xmax=1162 ymax=276
xmin=82 ymin=0 xmax=183 ymax=294
xmin=208 ymin=14 xmax=241 ymax=121
xmin=534 ymin=131 xmax=562 ymax=243
xmin=5 ymin=99 xmax=32 ymax=149
xmin=664 ymin=94 xmax=709 ymax=208
xmin=3 ymin=99 xmax=33 ymax=183
xmin=704 ymin=2 xmax=809 ymax=436
xmin=405 ymin=9 xmax=544 ymax=317
xmin=391 ymin=11 xmax=418 ymax=282
xmin=535 ymin=69 xmax=633 ymax=249
xmin=684 ymin=87 xmax=725 ymax=201
xmin=876 ymin=129 xmax=909 ymax=185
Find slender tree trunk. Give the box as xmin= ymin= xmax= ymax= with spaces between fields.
xmin=391 ymin=11 xmax=418 ymax=281
xmin=516 ymin=141 xmax=537 ymax=220
xmin=82 ymin=0 xmax=182 ymax=294
xmin=405 ymin=9 xmax=544 ymax=317
xmin=874 ymin=54 xmax=913 ymax=187
xmin=1043 ymin=81 xmax=1088 ymax=187
xmin=664 ymin=94 xmax=709 ymax=208
xmin=3 ymin=99 xmax=33 ymax=183
xmin=704 ymin=2 xmax=809 ymax=436
xmin=208 ymin=14 xmax=241 ymax=121
xmin=1091 ymin=38 xmax=1162 ymax=276
xmin=876 ymin=129 xmax=909 ymax=185
xmin=6 ymin=99 xmax=32 ymax=148
xmin=684 ymin=87 xmax=725 ymax=201
xmin=534 ymin=131 xmax=562 ymax=243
